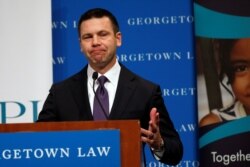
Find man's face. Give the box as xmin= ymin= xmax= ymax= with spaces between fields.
xmin=79 ymin=17 xmax=122 ymax=72
xmin=230 ymin=38 xmax=250 ymax=114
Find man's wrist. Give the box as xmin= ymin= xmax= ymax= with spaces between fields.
xmin=151 ymin=139 xmax=165 ymax=159
xmin=152 ymin=139 xmax=164 ymax=152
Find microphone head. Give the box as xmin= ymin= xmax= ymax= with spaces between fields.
xmin=92 ymin=72 xmax=98 ymax=80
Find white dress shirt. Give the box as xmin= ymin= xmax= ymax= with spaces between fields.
xmin=87 ymin=60 xmax=121 ymax=114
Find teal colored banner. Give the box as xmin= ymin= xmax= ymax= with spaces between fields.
xmin=200 ymin=116 xmax=250 ymax=148
xmin=194 ymin=3 xmax=250 ymax=38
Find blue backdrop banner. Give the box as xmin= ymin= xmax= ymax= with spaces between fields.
xmin=52 ymin=1 xmax=197 ymax=166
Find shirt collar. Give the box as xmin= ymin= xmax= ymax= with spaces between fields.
xmin=87 ymin=60 xmax=121 ymax=86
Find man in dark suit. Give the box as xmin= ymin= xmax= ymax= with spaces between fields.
xmin=37 ymin=8 xmax=183 ymax=165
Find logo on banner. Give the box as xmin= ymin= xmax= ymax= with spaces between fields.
xmin=0 ymin=147 xmax=111 ymax=160
xmin=163 ymin=87 xmax=196 ymax=97
xmin=53 ymin=56 xmax=66 ymax=65
xmin=52 ymin=21 xmax=77 ymax=29
xmin=0 ymin=100 xmax=40 ymax=123
xmin=51 ymin=15 xmax=194 ymax=30
xmin=127 ymin=15 xmax=194 ymax=26
xmin=147 ymin=160 xmax=199 ymax=167
xmin=0 ymin=130 xmax=120 ymax=166
xmin=177 ymin=123 xmax=196 ymax=133
xmin=117 ymin=51 xmax=193 ymax=63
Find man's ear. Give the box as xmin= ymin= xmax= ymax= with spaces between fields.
xmin=116 ymin=32 xmax=122 ymax=47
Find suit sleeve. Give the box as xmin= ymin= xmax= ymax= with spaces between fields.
xmin=37 ymin=84 xmax=59 ymax=122
xmin=150 ymin=85 xmax=183 ymax=165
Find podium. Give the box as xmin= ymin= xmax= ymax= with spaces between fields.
xmin=0 ymin=120 xmax=141 ymax=167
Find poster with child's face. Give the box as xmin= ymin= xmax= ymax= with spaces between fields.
xmin=194 ymin=1 xmax=250 ymax=166
xmin=197 ymin=38 xmax=250 ymax=127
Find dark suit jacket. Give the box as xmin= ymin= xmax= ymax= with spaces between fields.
xmin=38 ymin=64 xmax=183 ymax=165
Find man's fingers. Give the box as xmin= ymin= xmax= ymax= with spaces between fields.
xmin=141 ymin=128 xmax=153 ymax=136
xmin=150 ymin=108 xmax=160 ymax=127
xmin=150 ymin=107 xmax=157 ymax=124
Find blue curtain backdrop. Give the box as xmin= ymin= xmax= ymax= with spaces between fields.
xmin=52 ymin=0 xmax=197 ymax=166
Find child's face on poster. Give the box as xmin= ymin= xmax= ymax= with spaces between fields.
xmin=230 ymin=38 xmax=250 ymax=114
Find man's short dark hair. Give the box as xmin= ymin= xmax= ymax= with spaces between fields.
xmin=77 ymin=8 xmax=120 ymax=37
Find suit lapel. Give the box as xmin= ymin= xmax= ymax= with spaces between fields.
xmin=109 ymin=65 xmax=137 ymax=119
xmin=69 ymin=67 xmax=93 ymax=120
xmin=67 ymin=64 xmax=137 ymax=120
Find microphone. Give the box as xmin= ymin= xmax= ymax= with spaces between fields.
xmin=92 ymin=71 xmax=98 ymax=81
xmin=92 ymin=72 xmax=108 ymax=119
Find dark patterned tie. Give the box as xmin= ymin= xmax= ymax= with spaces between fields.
xmin=93 ymin=76 xmax=109 ymax=120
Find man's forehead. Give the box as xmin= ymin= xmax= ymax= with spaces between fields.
xmin=82 ymin=16 xmax=111 ymax=25
xmin=80 ymin=17 xmax=113 ymax=33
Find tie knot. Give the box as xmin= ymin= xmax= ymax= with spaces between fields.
xmin=98 ymin=76 xmax=108 ymax=86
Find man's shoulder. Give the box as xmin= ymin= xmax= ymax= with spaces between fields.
xmin=52 ymin=67 xmax=87 ymax=89
xmin=120 ymin=63 xmax=159 ymax=87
